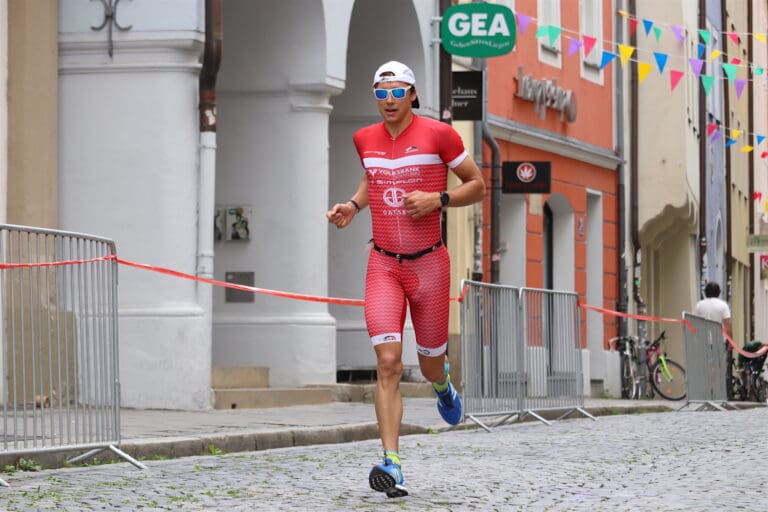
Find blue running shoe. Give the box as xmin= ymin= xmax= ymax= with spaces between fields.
xmin=369 ymin=458 xmax=408 ymax=498
xmin=435 ymin=379 xmax=463 ymax=425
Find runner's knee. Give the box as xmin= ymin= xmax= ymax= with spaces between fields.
xmin=376 ymin=352 xmax=403 ymax=379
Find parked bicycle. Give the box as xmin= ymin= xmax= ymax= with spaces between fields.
xmin=731 ymin=341 xmax=768 ymax=403
xmin=609 ymin=331 xmax=687 ymax=401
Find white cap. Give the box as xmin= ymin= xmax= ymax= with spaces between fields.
xmin=372 ymin=60 xmax=416 ymax=87
xmin=372 ymin=61 xmax=420 ymax=108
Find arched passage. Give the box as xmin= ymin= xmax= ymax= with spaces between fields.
xmin=329 ymin=0 xmax=427 ymax=375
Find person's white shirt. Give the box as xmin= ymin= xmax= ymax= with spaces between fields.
xmin=694 ymin=297 xmax=731 ymax=323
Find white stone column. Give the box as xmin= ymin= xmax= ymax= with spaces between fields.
xmin=213 ymin=85 xmax=339 ymax=386
xmin=58 ymin=29 xmax=212 ymax=410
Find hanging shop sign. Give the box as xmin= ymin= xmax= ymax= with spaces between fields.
xmin=502 ymin=161 xmax=551 ymax=194
xmin=452 ymin=71 xmax=483 ymax=121
xmin=747 ymin=234 xmax=768 ymax=252
xmin=515 ymin=66 xmax=577 ymax=122
xmin=441 ymin=3 xmax=517 ymax=58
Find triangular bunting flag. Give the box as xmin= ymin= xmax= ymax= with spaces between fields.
xmin=642 ymin=19 xmax=653 ymax=36
xmin=688 ymin=58 xmax=704 ymax=77
xmin=762 ymin=151 xmax=768 ymax=159
xmin=697 ymin=43 xmax=706 ymax=59
xmin=671 ymin=25 xmax=685 ymax=43
xmin=731 ymin=129 xmax=742 ymax=138
xmin=709 ymin=49 xmax=723 ymax=61
xmin=629 ymin=18 xmax=639 ymax=36
xmin=710 ymin=131 xmax=722 ymax=143
xmin=755 ymin=33 xmax=767 ymax=43
xmin=757 ymin=135 xmax=766 ymax=145
xmin=582 ymin=35 xmax=597 ymax=57
xmin=725 ymin=138 xmax=737 ymax=147
xmin=670 ymin=70 xmax=684 ymax=91
xmin=618 ymin=44 xmax=635 ymax=67
xmin=653 ymin=52 xmax=668 ymax=74
xmin=707 ymin=123 xmax=719 ymax=137
xmin=698 ymin=30 xmax=711 ymax=44
xmin=516 ymin=13 xmax=532 ymax=35
xmin=754 ymin=66 xmax=765 ymax=76
xmin=653 ymin=27 xmax=662 ymax=42
xmin=617 ymin=10 xmax=629 ymax=17
xmin=535 ymin=25 xmax=549 ymax=38
xmin=741 ymin=145 xmax=754 ymax=153
xmin=730 ymin=58 xmax=741 ymax=65
xmin=701 ymin=75 xmax=715 ymax=95
xmin=727 ymin=32 xmax=740 ymax=45
xmin=567 ymin=39 xmax=582 ymax=56
xmin=638 ymin=62 xmax=653 ymax=83
xmin=734 ymin=79 xmax=747 ymax=99
xmin=722 ymin=63 xmax=737 ymax=81
xmin=547 ymin=26 xmax=563 ymax=47
xmin=599 ymin=51 xmax=618 ymax=70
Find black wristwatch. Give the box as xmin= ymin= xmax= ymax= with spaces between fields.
xmin=440 ymin=191 xmax=450 ymax=207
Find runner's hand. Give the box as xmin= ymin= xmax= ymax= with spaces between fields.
xmin=404 ymin=191 xmax=441 ymax=219
xmin=326 ymin=203 xmax=357 ymax=228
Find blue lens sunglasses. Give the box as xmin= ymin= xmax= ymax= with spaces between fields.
xmin=373 ymin=86 xmax=412 ymax=101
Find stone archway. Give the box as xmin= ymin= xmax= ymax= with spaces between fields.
xmin=329 ymin=0 xmax=428 ymax=375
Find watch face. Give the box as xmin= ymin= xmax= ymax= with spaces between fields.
xmin=441 ymin=192 xmax=449 ymax=206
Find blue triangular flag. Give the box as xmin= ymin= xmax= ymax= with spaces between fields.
xmin=726 ymin=138 xmax=737 ymax=147
xmin=757 ymin=135 xmax=766 ymax=145
xmin=599 ymin=51 xmax=618 ymax=70
xmin=642 ymin=19 xmax=653 ymax=36
xmin=653 ymin=52 xmax=668 ymax=74
xmin=698 ymin=43 xmax=706 ymax=59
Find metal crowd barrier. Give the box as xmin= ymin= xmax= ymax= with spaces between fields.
xmin=0 ymin=224 xmax=144 ymax=487
xmin=460 ymin=280 xmax=594 ymax=431
xmin=679 ymin=312 xmax=732 ymax=411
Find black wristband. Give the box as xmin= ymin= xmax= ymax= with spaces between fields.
xmin=348 ymin=199 xmax=361 ymax=212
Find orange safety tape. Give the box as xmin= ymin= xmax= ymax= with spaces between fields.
xmin=0 ymin=255 xmax=114 ymax=269
xmin=0 ymin=255 xmax=473 ymax=306
xmin=578 ymin=302 xmax=696 ymax=333
xmin=724 ymin=330 xmax=768 ymax=359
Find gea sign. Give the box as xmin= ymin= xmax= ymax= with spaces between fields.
xmin=442 ymin=3 xmax=516 ymax=58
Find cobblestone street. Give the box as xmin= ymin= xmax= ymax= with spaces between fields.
xmin=1 ymin=407 xmax=766 ymax=511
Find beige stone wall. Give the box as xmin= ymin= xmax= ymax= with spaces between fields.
xmin=8 ymin=0 xmax=58 ymax=228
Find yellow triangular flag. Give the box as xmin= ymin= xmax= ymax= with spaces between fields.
xmin=618 ymin=44 xmax=635 ymax=67
xmin=638 ymin=62 xmax=653 ymax=83
xmin=755 ymin=33 xmax=767 ymax=43
xmin=618 ymin=10 xmax=629 ymax=17
xmin=732 ymin=129 xmax=742 ymax=138
xmin=741 ymin=145 xmax=754 ymax=153
xmin=709 ymin=49 xmax=723 ymax=60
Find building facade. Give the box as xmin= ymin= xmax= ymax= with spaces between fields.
xmin=486 ymin=0 xmax=621 ymax=396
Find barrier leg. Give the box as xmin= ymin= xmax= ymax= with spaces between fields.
xmin=519 ymin=410 xmax=553 ymax=426
xmin=66 ymin=445 xmax=147 ymax=470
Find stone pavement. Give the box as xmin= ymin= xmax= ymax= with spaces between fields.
xmin=0 ymin=404 xmax=766 ymax=511
xmin=117 ymin=397 xmax=676 ymax=463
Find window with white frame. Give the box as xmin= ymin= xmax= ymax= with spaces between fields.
xmin=537 ymin=0 xmax=561 ymax=55
xmin=580 ymin=0 xmax=602 ymax=69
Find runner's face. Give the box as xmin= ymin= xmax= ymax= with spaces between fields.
xmin=374 ymin=81 xmax=414 ymax=124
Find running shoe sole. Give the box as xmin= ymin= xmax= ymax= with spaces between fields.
xmin=369 ymin=466 xmax=409 ymax=498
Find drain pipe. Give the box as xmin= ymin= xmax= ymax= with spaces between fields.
xmin=478 ymin=57 xmax=501 ymax=283
xmin=615 ymin=0 xmax=628 ymax=336
xmin=628 ymin=0 xmax=647 ymax=341
xmin=197 ymin=0 xmax=222 ymax=285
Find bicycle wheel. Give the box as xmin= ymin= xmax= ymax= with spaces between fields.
xmin=650 ymin=359 xmax=686 ymax=401
xmin=753 ymin=374 xmax=767 ymax=403
xmin=620 ymin=353 xmax=638 ymax=399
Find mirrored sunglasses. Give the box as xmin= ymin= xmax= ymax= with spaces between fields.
xmin=373 ymin=86 xmax=412 ymax=101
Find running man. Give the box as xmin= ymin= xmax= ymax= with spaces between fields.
xmin=327 ymin=61 xmax=485 ymax=498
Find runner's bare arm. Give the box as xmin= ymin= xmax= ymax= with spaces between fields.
xmin=327 ymin=174 xmax=369 ymax=229
xmin=404 ymin=155 xmax=485 ymax=219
